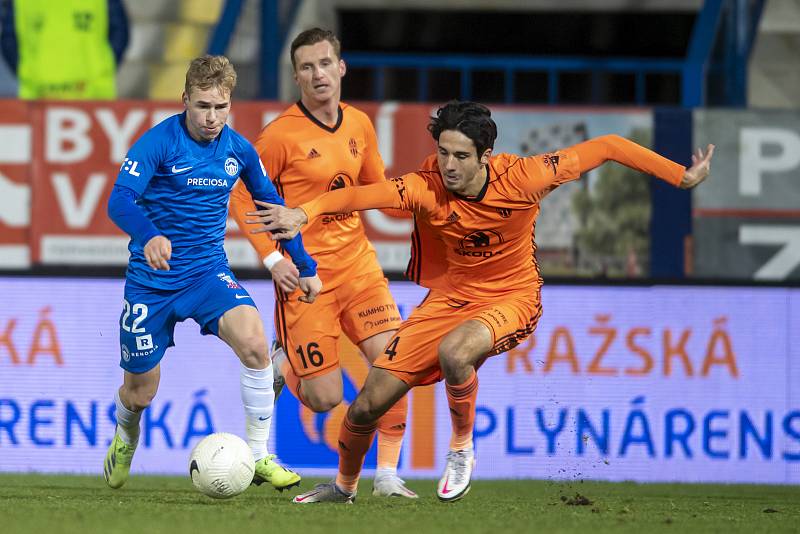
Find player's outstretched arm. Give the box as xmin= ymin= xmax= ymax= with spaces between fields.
xmin=571 ymin=134 xmax=714 ymax=188
xmin=246 ymin=202 xmax=308 ymax=240
xmin=678 ymin=144 xmax=715 ymax=189
xmin=247 ymin=181 xmax=403 ymax=240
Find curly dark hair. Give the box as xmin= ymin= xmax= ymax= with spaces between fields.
xmin=427 ymin=101 xmax=498 ymax=156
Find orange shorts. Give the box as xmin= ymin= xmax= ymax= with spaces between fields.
xmin=274 ymin=269 xmax=402 ymax=379
xmin=373 ymin=289 xmax=542 ymax=387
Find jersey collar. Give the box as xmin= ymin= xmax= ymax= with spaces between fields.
xmin=297 ymin=100 xmax=343 ymax=133
xmin=452 ymin=164 xmax=490 ymax=202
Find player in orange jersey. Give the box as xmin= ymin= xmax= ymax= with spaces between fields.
xmin=247 ymin=101 xmax=715 ymax=503
xmin=228 ymin=28 xmax=416 ymax=498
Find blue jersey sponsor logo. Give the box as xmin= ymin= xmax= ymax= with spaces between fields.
xmin=185 ymin=177 xmax=230 ymax=187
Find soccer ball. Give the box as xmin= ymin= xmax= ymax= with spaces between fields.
xmin=189 ymin=432 xmax=254 ymax=499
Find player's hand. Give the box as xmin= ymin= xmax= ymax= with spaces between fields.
xmin=246 ymin=201 xmax=308 ymax=240
xmin=298 ymin=274 xmax=322 ymax=304
xmin=270 ymin=258 xmax=300 ymax=293
xmin=680 ymin=144 xmax=715 ymax=189
xmin=144 ymin=235 xmax=171 ymax=271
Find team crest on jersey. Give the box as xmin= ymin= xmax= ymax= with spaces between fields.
xmin=217 ymin=272 xmax=240 ymax=289
xmin=328 ymin=173 xmax=353 ymax=191
xmin=348 ymin=138 xmax=358 ymax=158
xmin=224 ymin=157 xmax=239 ymax=176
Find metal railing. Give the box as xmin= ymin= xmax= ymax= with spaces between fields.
xmin=209 ymin=0 xmax=764 ymax=107
xmin=343 ymin=53 xmax=685 ymax=106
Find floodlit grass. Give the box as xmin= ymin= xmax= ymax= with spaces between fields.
xmin=2 ymin=474 xmax=799 ymax=534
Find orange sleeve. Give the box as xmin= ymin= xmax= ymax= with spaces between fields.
xmin=299 ymin=181 xmax=401 ymax=221
xmin=229 ymin=179 xmax=279 ymax=262
xmin=227 ymin=125 xmax=287 ymax=263
xmin=571 ymin=134 xmax=685 ymax=187
xmin=300 ymin=174 xmax=429 ymax=221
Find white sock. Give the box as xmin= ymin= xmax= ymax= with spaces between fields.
xmin=240 ymin=363 xmax=274 ymax=461
xmin=114 ymin=389 xmax=140 ymax=447
xmin=375 ymin=466 xmax=397 ymax=480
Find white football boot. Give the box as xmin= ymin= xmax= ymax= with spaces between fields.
xmin=372 ymin=474 xmax=418 ymax=498
xmin=436 ymin=449 xmax=475 ymax=502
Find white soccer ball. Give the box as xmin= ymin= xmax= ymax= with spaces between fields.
xmin=189 ymin=432 xmax=254 ymax=499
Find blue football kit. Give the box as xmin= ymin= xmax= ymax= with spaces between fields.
xmin=108 ymin=112 xmax=316 ymax=373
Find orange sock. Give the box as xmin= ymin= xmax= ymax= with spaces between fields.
xmin=335 ymin=413 xmax=377 ymax=493
xmin=376 ymin=394 xmax=407 ymax=470
xmin=445 ymin=370 xmax=478 ymax=451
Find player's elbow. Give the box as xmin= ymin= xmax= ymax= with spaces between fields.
xmin=594 ymin=134 xmax=624 ymax=147
xmin=106 ymin=189 xmax=123 ymax=227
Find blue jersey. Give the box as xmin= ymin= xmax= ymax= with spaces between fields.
xmin=114 ymin=112 xmax=316 ymax=290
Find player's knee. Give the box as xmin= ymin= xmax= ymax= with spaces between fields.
xmin=303 ymin=388 xmax=342 ymax=413
xmin=348 ymin=395 xmax=382 ymax=425
xmin=124 ymin=385 xmax=156 ymax=411
xmin=438 ymin=337 xmax=471 ymax=375
xmin=237 ymin=335 xmax=268 ymax=369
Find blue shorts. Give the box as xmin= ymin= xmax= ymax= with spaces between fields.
xmin=118 ymin=267 xmax=256 ymax=374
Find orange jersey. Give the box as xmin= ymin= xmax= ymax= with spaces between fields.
xmin=229 ymin=101 xmax=386 ymax=290
xmin=300 ymin=134 xmax=685 ymax=301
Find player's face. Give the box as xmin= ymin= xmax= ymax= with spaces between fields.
xmin=293 ymin=40 xmax=346 ymax=104
xmin=182 ymin=85 xmax=231 ymax=142
xmin=437 ymin=129 xmax=492 ymax=196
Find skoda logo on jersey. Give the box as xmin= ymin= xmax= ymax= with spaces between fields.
xmin=456 ymin=229 xmax=504 ymax=258
xmin=328 ymin=173 xmax=353 ymax=191
xmin=224 ymin=157 xmax=239 ymax=176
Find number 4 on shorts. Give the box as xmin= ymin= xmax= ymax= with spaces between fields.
xmin=384 ymin=337 xmax=400 ymax=361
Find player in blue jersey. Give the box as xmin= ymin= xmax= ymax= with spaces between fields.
xmin=103 ymin=55 xmax=322 ymax=491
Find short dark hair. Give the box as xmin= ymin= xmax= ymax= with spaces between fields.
xmin=427 ymin=101 xmax=497 ymax=156
xmin=290 ymin=28 xmax=341 ymax=69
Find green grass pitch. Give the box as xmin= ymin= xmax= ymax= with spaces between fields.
xmin=2 ymin=474 xmax=799 ymax=533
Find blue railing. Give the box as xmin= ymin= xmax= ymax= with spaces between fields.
xmin=205 ymin=0 xmax=300 ymax=98
xmin=343 ymin=0 xmax=764 ymax=107
xmin=206 ymin=0 xmax=245 ymax=56
xmin=682 ymin=0 xmax=764 ymax=106
xmin=210 ymin=0 xmax=764 ymax=107
xmin=343 ymin=53 xmax=685 ymax=106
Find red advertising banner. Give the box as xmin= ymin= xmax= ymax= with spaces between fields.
xmin=0 ymin=100 xmax=32 ymax=268
xmin=12 ymin=100 xmax=432 ymax=270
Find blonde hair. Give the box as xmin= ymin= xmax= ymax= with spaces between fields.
xmin=184 ymin=55 xmax=237 ymax=96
